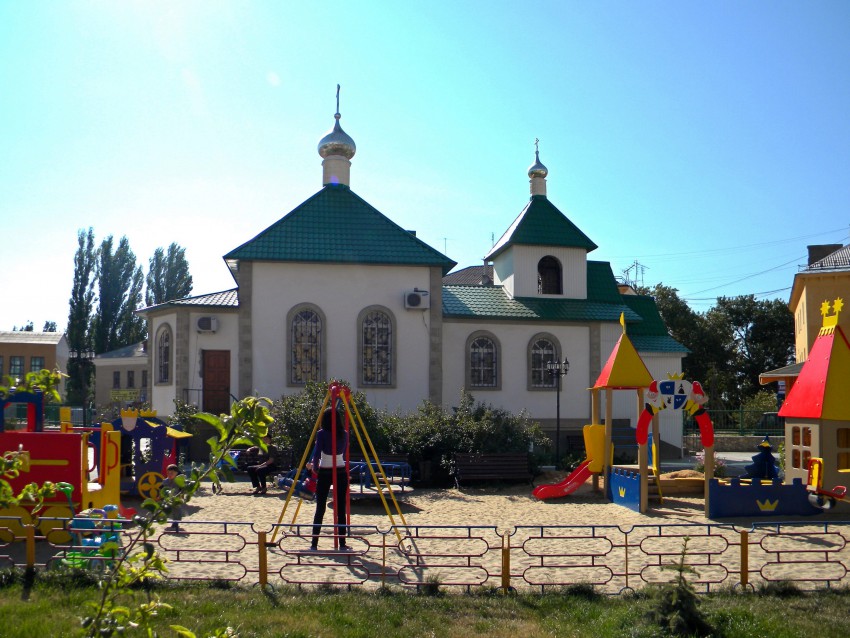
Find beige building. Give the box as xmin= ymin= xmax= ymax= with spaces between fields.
xmin=0 ymin=331 xmax=69 ymax=397
xmin=92 ymin=341 xmax=149 ymax=411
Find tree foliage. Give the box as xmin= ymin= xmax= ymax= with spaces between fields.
xmin=640 ymin=284 xmax=793 ymax=409
xmin=66 ymin=228 xmax=97 ymax=405
xmin=92 ymin=235 xmax=146 ymax=354
xmin=145 ymin=243 xmax=193 ymax=306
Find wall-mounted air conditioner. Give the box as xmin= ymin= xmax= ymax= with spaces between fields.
xmin=404 ymin=289 xmax=430 ymax=310
xmin=196 ymin=316 xmax=218 ymax=333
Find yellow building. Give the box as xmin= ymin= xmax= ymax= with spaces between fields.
xmin=789 ymin=244 xmax=850 ymax=363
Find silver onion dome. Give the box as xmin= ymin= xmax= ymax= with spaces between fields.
xmin=317 ymin=113 xmax=356 ymax=160
xmin=527 ymin=149 xmax=548 ymax=179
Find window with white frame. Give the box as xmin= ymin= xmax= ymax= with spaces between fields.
xmin=30 ymin=356 xmax=46 ymax=372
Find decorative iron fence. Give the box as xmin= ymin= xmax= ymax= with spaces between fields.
xmin=3 ymin=518 xmax=848 ymax=594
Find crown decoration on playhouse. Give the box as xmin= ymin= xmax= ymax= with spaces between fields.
xmin=756 ymin=499 xmax=779 ymax=512
xmin=593 ymin=313 xmax=654 ymax=390
xmin=779 ymin=298 xmax=850 ymax=421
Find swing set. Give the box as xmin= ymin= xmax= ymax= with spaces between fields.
xmin=269 ymin=382 xmax=409 ymax=548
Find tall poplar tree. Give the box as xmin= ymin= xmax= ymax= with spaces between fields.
xmin=92 ymin=235 xmax=146 ymax=354
xmin=67 ymin=227 xmax=97 ymax=405
xmin=145 ymin=243 xmax=193 ymax=306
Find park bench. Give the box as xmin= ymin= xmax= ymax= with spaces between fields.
xmin=452 ymin=452 xmax=533 ymax=488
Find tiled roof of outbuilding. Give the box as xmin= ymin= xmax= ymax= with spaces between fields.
xmin=807 ymin=244 xmax=850 ymax=270
xmin=138 ymin=289 xmax=239 ymax=314
xmin=442 ymin=285 xmax=640 ymax=322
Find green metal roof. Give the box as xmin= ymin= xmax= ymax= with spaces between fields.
xmin=621 ymin=295 xmax=689 ymax=353
xmin=586 ymin=261 xmax=625 ymax=303
xmin=485 ymin=195 xmax=597 ymax=260
xmin=442 ymin=285 xmax=641 ymax=322
xmin=224 ymin=184 xmax=457 ymax=275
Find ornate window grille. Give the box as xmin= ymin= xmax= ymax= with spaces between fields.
xmin=531 ymin=338 xmax=557 ymax=388
xmin=361 ymin=310 xmax=392 ymax=385
xmin=291 ymin=309 xmax=322 ymax=384
xmin=469 ymin=336 xmax=497 ymax=387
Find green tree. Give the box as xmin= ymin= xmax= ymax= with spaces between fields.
xmin=707 ymin=295 xmax=794 ymax=405
xmin=145 ymin=242 xmax=193 ymax=306
xmin=92 ymin=235 xmax=146 ymax=354
xmin=66 ymin=228 xmax=97 ymax=405
xmin=638 ymin=284 xmax=732 ymax=405
xmin=42 ymin=321 xmax=57 ymax=332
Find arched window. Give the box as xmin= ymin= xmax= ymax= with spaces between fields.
xmin=360 ymin=308 xmax=394 ymax=386
xmin=156 ymin=325 xmax=172 ymax=384
xmin=529 ymin=335 xmax=558 ymax=389
xmin=467 ymin=332 xmax=499 ymax=389
xmin=290 ymin=307 xmax=323 ymax=385
xmin=537 ymin=256 xmax=562 ymax=294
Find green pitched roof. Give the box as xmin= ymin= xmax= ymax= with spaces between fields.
xmin=621 ymin=295 xmax=689 ymax=353
xmin=442 ymin=285 xmax=640 ymax=322
xmin=485 ymin=195 xmax=597 ymax=260
xmin=224 ymin=184 xmax=457 ymax=275
xmin=443 ymin=262 xmax=638 ymax=322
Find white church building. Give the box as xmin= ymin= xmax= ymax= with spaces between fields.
xmin=139 ymin=103 xmax=688 ymax=454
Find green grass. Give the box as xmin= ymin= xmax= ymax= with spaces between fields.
xmin=1 ymin=570 xmax=849 ymax=637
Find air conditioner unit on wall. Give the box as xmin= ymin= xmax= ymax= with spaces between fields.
xmin=197 ymin=316 xmax=218 ymax=333
xmin=404 ymin=289 xmax=430 ymax=310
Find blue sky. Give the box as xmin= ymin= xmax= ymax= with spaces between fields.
xmin=2 ymin=1 xmax=849 ymax=332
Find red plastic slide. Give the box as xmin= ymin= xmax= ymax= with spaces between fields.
xmin=533 ymin=459 xmax=593 ymax=500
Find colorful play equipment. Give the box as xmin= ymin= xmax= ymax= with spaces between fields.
xmin=52 ymin=482 xmax=124 ymax=571
xmin=533 ymin=314 xmax=716 ymax=514
xmin=269 ymin=382 xmax=409 ymax=548
xmin=807 ymin=457 xmax=848 ymax=510
xmin=110 ymin=408 xmax=192 ymax=499
xmin=1 ymin=392 xmax=126 ymax=538
xmin=533 ymin=424 xmax=602 ymax=500
xmin=708 ymin=298 xmax=850 ymax=518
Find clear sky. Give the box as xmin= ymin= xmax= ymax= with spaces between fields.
xmin=2 ymin=1 xmax=849 ymax=333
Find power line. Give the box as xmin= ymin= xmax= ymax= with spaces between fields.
xmin=682 ymin=255 xmax=804 ymax=297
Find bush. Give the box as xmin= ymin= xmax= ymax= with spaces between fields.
xmin=268 ymin=386 xmax=548 ymax=483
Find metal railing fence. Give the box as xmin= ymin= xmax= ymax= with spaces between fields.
xmin=2 ymin=518 xmax=848 ymax=594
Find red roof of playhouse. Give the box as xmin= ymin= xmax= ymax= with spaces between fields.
xmin=593 ymin=314 xmax=654 ymax=389
xmin=779 ymin=298 xmax=850 ymax=421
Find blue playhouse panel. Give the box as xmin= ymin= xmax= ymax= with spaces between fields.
xmin=608 ymin=467 xmax=641 ymax=512
xmin=708 ymin=478 xmax=822 ymax=518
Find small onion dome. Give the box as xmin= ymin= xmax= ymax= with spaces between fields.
xmin=527 ymin=150 xmax=548 ymax=179
xmin=317 ymin=113 xmax=356 ymax=160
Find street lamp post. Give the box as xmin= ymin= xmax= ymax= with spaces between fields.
xmin=70 ymin=347 xmax=95 ymax=427
xmin=546 ymin=357 xmax=570 ymax=469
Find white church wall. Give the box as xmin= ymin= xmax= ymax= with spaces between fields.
xmin=251 ymin=261 xmax=432 ymax=412
xmin=509 ymin=245 xmax=588 ymax=298
xmin=186 ymin=311 xmax=239 ymax=405
xmin=441 ymin=320 xmax=591 ymax=422
xmin=491 ymin=251 xmax=515 ymax=297
xmin=150 ymin=312 xmax=177 ymax=416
